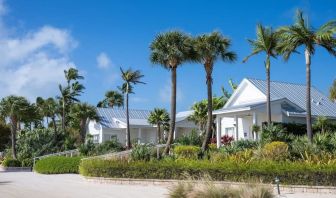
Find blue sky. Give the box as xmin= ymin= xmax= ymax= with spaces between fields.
xmin=1 ymin=0 xmax=336 ymax=112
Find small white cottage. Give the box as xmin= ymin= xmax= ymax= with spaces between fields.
xmin=213 ymin=78 xmax=336 ymax=148
xmin=87 ymin=108 xmax=196 ymax=145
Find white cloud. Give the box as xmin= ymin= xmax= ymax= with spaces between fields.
xmin=159 ymin=80 xmax=183 ymax=103
xmin=96 ymin=52 xmax=111 ymax=69
xmin=0 ymin=1 xmax=77 ymax=100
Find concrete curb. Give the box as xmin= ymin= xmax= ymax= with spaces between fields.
xmin=83 ymin=176 xmax=336 ymax=194
xmin=0 ymin=166 xmax=32 ymax=172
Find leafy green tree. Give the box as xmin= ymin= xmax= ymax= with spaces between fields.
xmin=189 ymin=97 xmax=225 ymax=135
xmin=243 ymin=24 xmax=280 ymax=125
xmin=0 ymin=96 xmax=32 ymax=159
xmin=120 ymin=67 xmax=145 ymax=149
xmin=97 ymin=90 xmax=124 ymax=108
xmin=150 ymin=31 xmax=194 ymax=154
xmin=192 ymin=32 xmax=236 ymax=152
xmin=70 ymin=103 xmax=99 ymax=143
xmin=277 ymin=10 xmax=336 ymax=142
xmin=148 ymin=108 xmax=170 ymax=143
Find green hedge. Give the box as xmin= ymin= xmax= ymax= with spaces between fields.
xmin=34 ymin=156 xmax=82 ymax=174
xmin=79 ymin=159 xmax=336 ymax=186
xmin=2 ymin=158 xmax=21 ymax=167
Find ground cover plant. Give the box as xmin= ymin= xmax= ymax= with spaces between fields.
xmin=34 ymin=156 xmax=82 ymax=174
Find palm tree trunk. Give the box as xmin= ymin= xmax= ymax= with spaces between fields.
xmin=10 ymin=117 xmax=17 ymax=159
xmin=52 ymin=116 xmax=57 ymax=141
xmin=164 ymin=67 xmax=177 ymax=155
xmin=126 ymin=91 xmax=131 ymax=149
xmin=266 ymin=58 xmax=272 ymax=125
xmin=80 ymin=118 xmax=87 ymax=143
xmin=157 ymin=123 xmax=161 ymax=144
xmin=62 ymin=100 xmax=65 ymax=132
xmin=201 ymin=66 xmax=213 ymax=152
xmin=305 ymin=49 xmax=313 ymax=143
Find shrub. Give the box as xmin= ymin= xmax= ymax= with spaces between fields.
xmin=219 ymin=139 xmax=259 ymax=155
xmin=0 ymin=122 xmax=10 ymax=151
xmin=34 ymin=156 xmax=82 ymax=174
xmin=131 ymin=144 xmax=152 ymax=161
xmin=174 ymin=145 xmax=201 ymax=159
xmin=262 ymin=141 xmax=288 ymax=161
xmin=221 ymin=135 xmax=234 ymax=145
xmin=175 ymin=129 xmax=202 ymax=146
xmin=79 ymin=158 xmax=336 ymax=186
xmin=2 ymin=158 xmax=21 ymax=167
xmin=169 ymin=181 xmax=274 ymax=198
xmin=261 ymin=124 xmax=289 ymax=143
xmin=79 ymin=138 xmax=124 ymax=157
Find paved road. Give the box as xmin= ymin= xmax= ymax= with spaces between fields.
xmin=0 ymin=172 xmax=335 ymax=198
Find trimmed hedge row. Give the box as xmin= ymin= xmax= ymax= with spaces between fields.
xmin=34 ymin=156 xmax=82 ymax=174
xmin=79 ymin=159 xmax=336 ymax=186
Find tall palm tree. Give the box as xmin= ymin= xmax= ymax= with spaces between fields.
xmin=148 ymin=108 xmax=170 ymax=143
xmin=64 ymin=68 xmax=84 ymax=87
xmin=192 ymin=32 xmax=236 ymax=152
xmin=44 ymin=97 xmax=59 ymax=135
xmin=71 ymin=103 xmax=99 ymax=143
xmin=277 ymin=10 xmax=336 ymax=142
xmin=243 ymin=24 xmax=280 ymax=125
xmin=120 ymin=67 xmax=145 ymax=149
xmin=150 ymin=31 xmax=194 ymax=154
xmin=0 ymin=96 xmax=31 ymax=159
xmin=97 ymin=90 xmax=124 ymax=108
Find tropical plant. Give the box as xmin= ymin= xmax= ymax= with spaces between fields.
xmin=192 ymin=31 xmax=236 ymax=152
xmin=64 ymin=68 xmax=84 ymax=87
xmin=150 ymin=31 xmax=194 ymax=155
xmin=244 ymin=24 xmax=280 ymax=126
xmin=70 ymin=103 xmax=99 ymax=143
xmin=277 ymin=10 xmax=336 ymax=142
xmin=261 ymin=123 xmax=288 ymax=143
xmin=130 ymin=144 xmax=152 ymax=161
xmin=329 ymin=79 xmax=336 ymax=102
xmin=314 ymin=116 xmax=328 ymax=133
xmin=0 ymin=121 xmax=10 ymax=151
xmin=148 ymin=108 xmax=170 ymax=143
xmin=175 ymin=129 xmax=202 ymax=146
xmin=97 ymin=90 xmax=124 ymax=108
xmin=119 ymin=67 xmax=145 ymax=149
xmin=0 ymin=96 xmax=32 ymax=159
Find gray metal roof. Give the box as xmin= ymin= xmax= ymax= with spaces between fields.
xmin=97 ymin=108 xmax=152 ymax=128
xmin=247 ymin=78 xmax=336 ymax=117
xmin=96 ymin=108 xmax=192 ymax=129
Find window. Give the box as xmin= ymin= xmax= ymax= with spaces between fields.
xmin=225 ymin=127 xmax=234 ymax=136
xmin=93 ymin=135 xmax=99 ymax=143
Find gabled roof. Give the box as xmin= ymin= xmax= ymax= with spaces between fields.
xmin=247 ymin=78 xmax=336 ymax=117
xmin=216 ymin=78 xmax=336 ymax=118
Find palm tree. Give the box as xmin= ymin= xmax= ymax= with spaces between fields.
xmin=97 ymin=90 xmax=124 ymax=108
xmin=188 ymin=101 xmax=208 ymax=133
xmin=277 ymin=10 xmax=336 ymax=142
xmin=64 ymin=68 xmax=84 ymax=87
xmin=243 ymin=24 xmax=280 ymax=125
xmin=150 ymin=31 xmax=194 ymax=154
xmin=148 ymin=108 xmax=170 ymax=143
xmin=71 ymin=103 xmax=99 ymax=143
xmin=0 ymin=96 xmax=31 ymax=159
xmin=192 ymin=32 xmax=236 ymax=152
xmin=120 ymin=67 xmax=145 ymax=149
xmin=44 ymin=97 xmax=59 ymax=135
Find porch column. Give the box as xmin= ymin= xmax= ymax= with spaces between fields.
xmin=252 ymin=112 xmax=257 ymax=140
xmin=137 ymin=128 xmax=142 ymax=144
xmin=216 ymin=116 xmax=222 ymax=148
xmin=234 ymin=115 xmax=239 ymax=140
xmin=173 ymin=128 xmax=176 ymax=140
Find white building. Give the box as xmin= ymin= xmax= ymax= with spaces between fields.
xmin=87 ymin=108 xmax=196 ymax=144
xmin=214 ymin=78 xmax=336 ymax=148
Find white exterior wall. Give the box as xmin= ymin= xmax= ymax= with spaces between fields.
xmin=229 ymin=81 xmax=266 ymax=107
